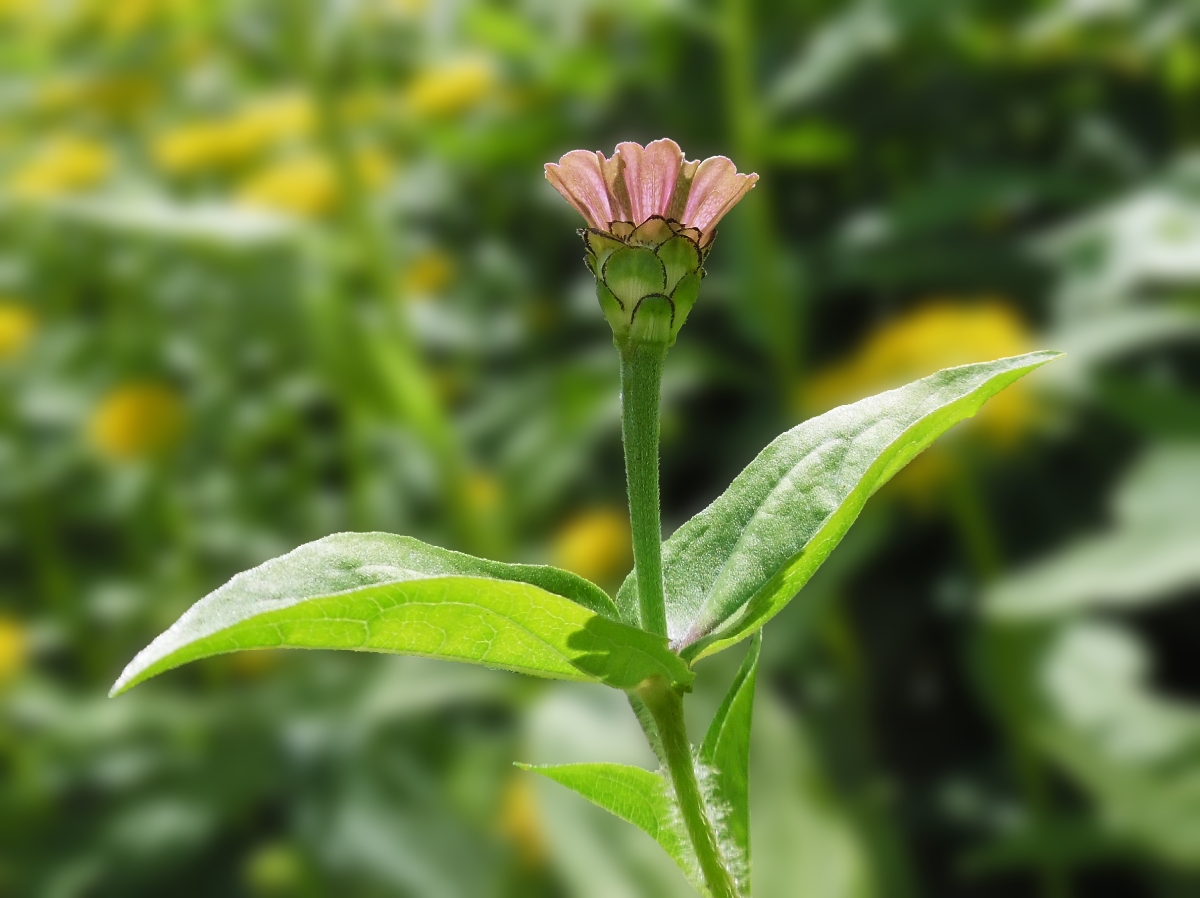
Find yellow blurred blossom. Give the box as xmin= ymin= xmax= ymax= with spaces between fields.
xmin=0 ymin=617 xmax=28 ymax=684
xmin=9 ymin=137 xmax=112 ymax=199
xmin=402 ymin=250 xmax=455 ymax=299
xmin=38 ymin=76 xmax=156 ymax=116
xmin=0 ymin=302 xmax=36 ymax=359
xmin=804 ymin=299 xmax=1035 ymax=444
xmin=497 ymin=774 xmax=547 ymax=867
xmin=552 ymin=507 xmax=632 ymax=585
xmin=92 ymin=0 xmax=198 ymax=37
xmin=0 ymin=0 xmax=37 ymax=23
xmin=88 ymin=382 xmax=185 ymax=460
xmin=236 ymin=149 xmax=390 ymax=218
xmin=404 ymin=57 xmax=495 ymax=118
xmin=153 ymin=95 xmax=314 ymax=174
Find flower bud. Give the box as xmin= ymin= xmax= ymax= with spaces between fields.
xmin=545 ymin=139 xmax=757 ymax=346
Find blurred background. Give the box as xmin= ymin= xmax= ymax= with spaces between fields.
xmin=1 ymin=0 xmax=1198 ymax=895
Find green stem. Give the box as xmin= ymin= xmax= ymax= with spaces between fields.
xmin=619 ymin=340 xmax=669 ymax=638
xmin=640 ymin=679 xmax=739 ymax=898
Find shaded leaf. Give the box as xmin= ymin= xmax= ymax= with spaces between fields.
xmin=112 ymin=533 xmax=693 ymax=696
xmin=699 ymin=632 xmax=761 ymax=884
xmin=618 ymin=352 xmax=1059 ymax=661
xmin=518 ymin=761 xmax=703 ymax=892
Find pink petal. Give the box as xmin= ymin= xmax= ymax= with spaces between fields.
xmin=598 ymin=151 xmax=630 ymax=224
xmin=545 ymin=150 xmax=613 ymax=229
xmin=681 ymin=156 xmax=759 ymax=233
xmin=618 ymin=138 xmax=683 ymax=224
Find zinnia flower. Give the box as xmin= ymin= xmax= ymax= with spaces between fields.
xmin=545 ymin=139 xmax=757 ymax=344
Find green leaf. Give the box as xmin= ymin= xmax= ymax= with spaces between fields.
xmin=618 ymin=351 xmax=1059 ymax=661
xmin=111 ymin=533 xmax=693 ymax=696
xmin=518 ymin=761 xmax=703 ymax=892
xmin=700 ymin=632 xmax=761 ymax=884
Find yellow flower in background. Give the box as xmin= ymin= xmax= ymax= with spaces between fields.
xmin=0 ymin=617 xmax=28 ymax=684
xmin=404 ymin=57 xmax=495 ymax=118
xmin=233 ymin=95 xmax=314 ymax=150
xmin=402 ymin=250 xmax=455 ymax=299
xmin=153 ymin=95 xmax=314 ymax=175
xmin=38 ymin=76 xmax=156 ymax=116
xmin=9 ymin=137 xmax=112 ymax=199
xmin=0 ymin=0 xmax=37 ymax=23
xmin=94 ymin=0 xmax=199 ymax=37
xmin=552 ymin=507 xmax=632 ymax=585
xmin=497 ymin=774 xmax=547 ymax=868
xmin=0 ymin=302 xmax=36 ymax=359
xmin=88 ymin=382 xmax=185 ymax=460
xmin=804 ymin=299 xmax=1035 ymax=444
xmin=236 ymin=149 xmax=390 ymax=218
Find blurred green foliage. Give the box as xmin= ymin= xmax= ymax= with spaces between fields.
xmin=0 ymin=0 xmax=1198 ymax=895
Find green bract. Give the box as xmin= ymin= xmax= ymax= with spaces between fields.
xmin=584 ymin=215 xmax=706 ymax=345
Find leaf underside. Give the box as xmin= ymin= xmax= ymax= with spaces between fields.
xmin=617 ymin=351 xmax=1059 ymax=661
xmin=519 ymin=761 xmax=705 ymax=893
xmin=111 ymin=533 xmax=693 ymax=696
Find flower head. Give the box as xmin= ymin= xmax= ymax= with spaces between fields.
xmin=545 ymin=139 xmax=757 ymax=344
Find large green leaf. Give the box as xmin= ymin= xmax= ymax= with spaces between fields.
xmin=618 ymin=352 xmax=1058 ymax=661
xmin=699 ymin=632 xmax=761 ymax=887
xmin=111 ymin=533 xmax=693 ymax=696
xmin=518 ymin=761 xmax=704 ymax=892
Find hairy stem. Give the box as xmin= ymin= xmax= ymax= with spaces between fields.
xmin=619 ymin=340 xmax=670 ymax=638
xmin=640 ymin=679 xmax=739 ymax=898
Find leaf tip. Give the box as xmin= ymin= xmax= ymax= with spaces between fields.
xmin=108 ymin=662 xmax=141 ymax=697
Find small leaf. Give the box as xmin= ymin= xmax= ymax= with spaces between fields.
xmin=112 ymin=533 xmax=693 ymax=696
xmin=519 ymin=761 xmax=703 ymax=892
xmin=618 ymin=352 xmax=1059 ymax=661
xmin=700 ymin=631 xmax=761 ymax=883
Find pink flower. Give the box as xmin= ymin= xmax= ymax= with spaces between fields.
xmin=545 ymin=139 xmax=758 ymax=246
